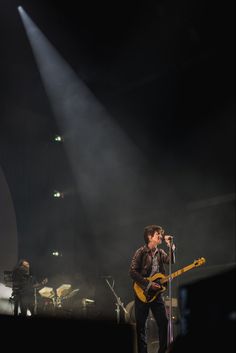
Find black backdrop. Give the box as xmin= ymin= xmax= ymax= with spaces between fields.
xmin=0 ymin=0 xmax=234 ymax=318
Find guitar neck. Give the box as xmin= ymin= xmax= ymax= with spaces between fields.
xmin=160 ymin=263 xmax=197 ymax=284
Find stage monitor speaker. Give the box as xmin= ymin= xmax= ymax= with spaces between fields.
xmin=0 ymin=315 xmax=135 ymax=353
xmin=174 ymin=265 xmax=236 ymax=352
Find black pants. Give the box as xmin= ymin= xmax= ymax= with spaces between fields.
xmin=135 ymin=296 xmax=168 ymax=353
xmin=13 ymin=293 xmax=34 ymax=317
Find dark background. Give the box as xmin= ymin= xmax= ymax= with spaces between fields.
xmin=0 ymin=0 xmax=234 ymax=319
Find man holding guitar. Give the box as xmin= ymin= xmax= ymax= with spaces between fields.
xmin=11 ymin=259 xmax=48 ymax=316
xmin=129 ymin=224 xmax=176 ymax=353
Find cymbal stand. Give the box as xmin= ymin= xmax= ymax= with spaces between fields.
xmin=104 ymin=277 xmax=128 ymax=324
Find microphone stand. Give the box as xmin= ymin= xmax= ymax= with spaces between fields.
xmin=104 ymin=277 xmax=128 ymax=324
xmin=34 ymin=287 xmax=38 ymax=315
xmin=167 ymin=237 xmax=174 ymax=346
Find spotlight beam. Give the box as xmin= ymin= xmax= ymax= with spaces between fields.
xmin=17 ymin=7 xmax=158 ymax=236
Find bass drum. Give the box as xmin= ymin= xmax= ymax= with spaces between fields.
xmin=125 ymin=300 xmax=136 ymax=324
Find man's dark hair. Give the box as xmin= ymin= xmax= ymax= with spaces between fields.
xmin=13 ymin=259 xmax=29 ymax=271
xmin=18 ymin=259 xmax=29 ymax=266
xmin=144 ymin=224 xmax=164 ymax=244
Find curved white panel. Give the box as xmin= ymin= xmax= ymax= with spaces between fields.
xmin=0 ymin=166 xmax=18 ymax=280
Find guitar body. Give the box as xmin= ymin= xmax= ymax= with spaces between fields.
xmin=133 ymin=257 xmax=206 ymax=303
xmin=133 ymin=273 xmax=167 ymax=303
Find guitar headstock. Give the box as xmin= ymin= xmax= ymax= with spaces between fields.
xmin=193 ymin=257 xmax=206 ymax=267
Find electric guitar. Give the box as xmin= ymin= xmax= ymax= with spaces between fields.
xmin=133 ymin=257 xmax=206 ymax=303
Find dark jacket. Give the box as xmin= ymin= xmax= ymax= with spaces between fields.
xmin=129 ymin=245 xmax=175 ymax=290
xmin=12 ymin=266 xmax=34 ymax=298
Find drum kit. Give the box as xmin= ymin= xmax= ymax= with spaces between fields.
xmin=37 ymin=284 xmax=94 ymax=317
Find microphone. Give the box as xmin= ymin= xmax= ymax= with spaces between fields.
xmin=164 ymin=235 xmax=173 ymax=241
xmin=164 ymin=235 xmax=176 ymax=251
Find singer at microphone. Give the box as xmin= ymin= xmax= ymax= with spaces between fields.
xmin=129 ymin=224 xmax=176 ymax=353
